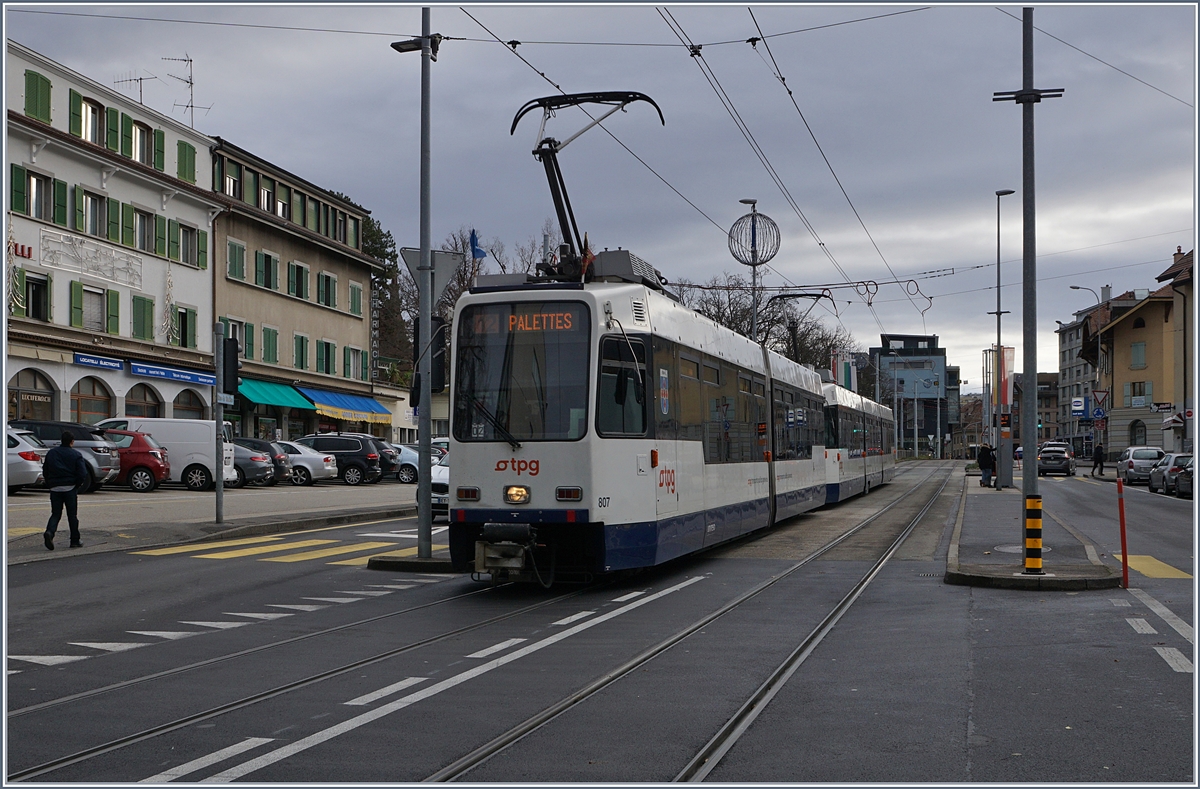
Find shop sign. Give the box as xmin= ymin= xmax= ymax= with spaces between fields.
xmin=73 ymin=352 xmax=124 ymax=371
xmin=129 ymin=361 xmax=216 ymax=386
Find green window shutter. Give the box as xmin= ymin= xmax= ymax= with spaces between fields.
xmin=168 ymin=219 xmax=180 ymax=260
xmin=185 ymin=308 xmax=197 ymax=348
xmin=106 ymin=108 xmax=120 ymax=151
xmin=120 ymin=113 xmax=133 ymax=158
xmin=177 ymin=141 xmax=196 ymax=183
xmin=73 ymin=184 xmax=85 ymax=231
xmin=349 ymin=218 xmax=359 ymax=249
xmin=131 ymin=296 xmax=144 ymax=339
xmin=121 ymin=203 xmax=135 ymax=246
xmin=25 ymin=71 xmax=51 ymax=123
xmin=244 ymin=170 xmax=257 ymax=205
xmin=11 ymin=164 xmax=27 ymax=215
xmin=213 ymin=155 xmax=223 ymax=191
xmin=52 ymin=179 xmax=67 ymax=225
xmin=69 ymin=90 xmax=82 ymax=136
xmin=344 ymin=346 xmax=352 ymax=378
xmin=301 ymin=268 xmax=309 ymax=299
xmin=37 ymin=74 xmax=51 ymax=123
xmin=153 ymin=129 xmax=165 ymax=171
xmin=107 ymin=199 xmax=121 ymax=242
xmin=294 ymin=334 xmax=302 ymax=368
xmin=11 ymin=268 xmax=26 ymax=318
xmin=330 ymin=280 xmax=336 ymax=308
xmin=361 ymin=350 xmax=369 ymax=381
xmin=106 ymin=289 xmax=119 ymax=334
xmin=350 ymin=285 xmax=361 ymax=316
xmin=288 ymin=262 xmax=297 ymax=296
xmin=197 ymin=229 xmax=208 ymax=269
xmin=292 ymin=191 xmax=303 ymax=224
xmin=317 ymin=341 xmax=326 ymax=373
xmin=70 ymin=280 xmax=84 ymax=328
xmin=132 ymin=296 xmax=153 ymax=340
xmin=270 ymin=256 xmax=279 ymax=290
xmin=316 ymin=273 xmax=325 ymax=305
xmin=1145 ymin=381 xmax=1153 ymax=400
xmin=1123 ymin=382 xmax=1131 ymax=408
xmin=255 ymin=251 xmax=265 ymax=286
xmin=245 ymin=323 xmax=255 ymax=359
xmin=155 ymin=215 xmax=167 ymax=256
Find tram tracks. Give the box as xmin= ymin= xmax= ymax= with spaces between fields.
xmin=428 ymin=461 xmax=955 ymax=782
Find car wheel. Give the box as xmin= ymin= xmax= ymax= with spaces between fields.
xmin=8 ymin=486 xmax=21 ymax=496
xmin=1148 ymin=479 xmax=1158 ymax=493
xmin=261 ymin=476 xmax=277 ymax=487
xmin=342 ymin=465 xmax=365 ymax=486
xmin=398 ymin=464 xmax=417 ymax=484
xmin=128 ymin=467 xmax=156 ymax=493
xmin=184 ymin=465 xmax=213 ymax=491
xmin=79 ymin=469 xmax=99 ymax=494
xmin=291 ymin=466 xmax=312 ymax=486
xmin=232 ymin=466 xmax=247 ymax=489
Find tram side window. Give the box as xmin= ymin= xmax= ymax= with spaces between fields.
xmin=597 ymin=337 xmax=648 ymax=436
xmin=678 ymin=353 xmax=703 ymax=442
xmin=652 ymin=335 xmax=678 ymax=440
xmin=773 ymin=384 xmax=811 ymax=460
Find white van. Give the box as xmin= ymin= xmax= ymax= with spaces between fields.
xmin=97 ymin=418 xmax=235 ymax=491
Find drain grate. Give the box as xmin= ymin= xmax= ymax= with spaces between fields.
xmin=917 ymin=572 xmax=940 ymax=577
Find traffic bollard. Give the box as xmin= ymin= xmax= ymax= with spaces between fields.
xmin=1117 ymin=479 xmax=1129 ymax=589
xmin=1023 ymin=494 xmax=1044 ymax=575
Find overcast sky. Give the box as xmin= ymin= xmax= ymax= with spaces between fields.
xmin=7 ymin=3 xmax=1196 ymax=392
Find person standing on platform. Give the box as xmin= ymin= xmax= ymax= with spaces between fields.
xmin=42 ymin=431 xmax=88 ymax=550
xmin=977 ymin=443 xmax=996 ymax=488
xmin=1092 ymin=442 xmax=1105 ymax=477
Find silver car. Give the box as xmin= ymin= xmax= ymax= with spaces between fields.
xmin=1037 ymin=446 xmax=1076 ymax=476
xmin=7 ymin=428 xmax=46 ymax=495
xmin=276 ymin=440 xmax=339 ymax=486
xmin=1117 ymin=446 xmax=1165 ymax=484
xmin=1148 ymin=453 xmax=1192 ymax=495
xmin=9 ymin=420 xmax=120 ymax=493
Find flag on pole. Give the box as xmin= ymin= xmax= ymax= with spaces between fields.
xmin=469 ymin=229 xmax=487 ymax=260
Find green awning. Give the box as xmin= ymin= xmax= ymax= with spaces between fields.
xmin=238 ymin=379 xmax=314 ymax=410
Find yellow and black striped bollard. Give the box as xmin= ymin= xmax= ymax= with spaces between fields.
xmin=1023 ymin=494 xmax=1045 ymax=575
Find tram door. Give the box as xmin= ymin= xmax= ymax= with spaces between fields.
xmin=654 ymin=361 xmax=679 ymax=519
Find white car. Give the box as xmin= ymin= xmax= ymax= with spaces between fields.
xmin=276 ymin=441 xmax=339 ymax=486
xmin=7 ymin=428 xmax=46 ymax=495
xmin=430 ymin=454 xmax=449 ymax=515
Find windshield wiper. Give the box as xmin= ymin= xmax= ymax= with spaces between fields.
xmin=472 ymin=398 xmax=522 ymax=450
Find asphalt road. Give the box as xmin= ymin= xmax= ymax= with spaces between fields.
xmin=5 ymin=463 xmax=1193 ymax=782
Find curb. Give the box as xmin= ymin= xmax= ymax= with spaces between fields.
xmin=366 ymin=555 xmax=457 ymax=573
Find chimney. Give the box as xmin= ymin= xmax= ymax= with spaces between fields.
xmin=1175 ymin=246 xmax=1186 ymax=265
xmin=1100 ymin=285 xmax=1111 ymax=303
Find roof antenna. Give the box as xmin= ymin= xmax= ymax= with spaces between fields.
xmin=114 ymin=70 xmax=160 ymax=104
xmin=163 ymin=54 xmax=212 ymax=128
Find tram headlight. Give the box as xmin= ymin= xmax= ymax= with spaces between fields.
xmin=504 ymin=485 xmax=531 ymax=504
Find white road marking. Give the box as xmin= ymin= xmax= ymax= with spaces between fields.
xmin=7 ymin=670 xmax=20 ymax=675
xmin=334 ymin=590 xmax=392 ymax=596
xmin=367 ymin=584 xmax=416 ymax=590
xmin=1126 ymin=618 xmax=1158 ymax=635
xmin=70 ymin=642 xmax=151 ymax=652
xmin=179 ymin=621 xmax=252 ymax=630
xmin=466 ymin=638 xmax=528 ymax=659
xmin=1153 ymin=646 xmax=1194 ymax=673
xmin=201 ymin=575 xmax=706 ymax=783
xmin=302 ymin=597 xmax=361 ymax=604
xmin=344 ymin=677 xmax=427 ymax=706
xmin=612 ymin=591 xmax=646 ymax=602
xmin=1128 ymin=588 xmax=1194 ymax=644
xmin=7 ymin=655 xmax=90 ymax=666
xmin=551 ymin=611 xmax=596 ymax=626
xmin=224 ymin=612 xmax=293 ymax=620
xmin=127 ymin=631 xmax=203 ymax=640
xmin=139 ymin=737 xmax=275 ymax=783
xmin=267 ymin=604 xmax=326 ymax=612
xmin=1110 ymin=599 xmax=1132 ymax=607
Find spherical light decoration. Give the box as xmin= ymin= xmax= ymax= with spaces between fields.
xmin=728 ymin=211 xmax=780 ymax=267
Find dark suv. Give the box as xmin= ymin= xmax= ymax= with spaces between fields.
xmin=295 ymin=434 xmax=382 ymax=486
xmin=232 ymin=437 xmax=293 ymax=485
xmin=329 ymin=432 xmax=399 ymax=480
xmin=9 ymin=420 xmax=120 ymax=493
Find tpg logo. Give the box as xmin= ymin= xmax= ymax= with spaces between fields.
xmin=658 ymin=467 xmax=676 ymax=494
xmin=494 ymin=458 xmax=540 ymax=476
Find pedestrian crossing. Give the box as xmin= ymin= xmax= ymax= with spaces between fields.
xmin=130 ymin=528 xmax=449 ymax=565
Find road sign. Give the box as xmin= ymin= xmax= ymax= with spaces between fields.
xmin=1093 ymin=407 xmax=1105 ymax=419
xmin=1070 ymin=397 xmax=1085 ymax=417
xmin=216 ymin=392 xmax=235 ymax=406
xmin=401 ymin=248 xmax=466 ymax=304
xmin=1095 ymin=418 xmax=1107 ymax=430
xmin=1093 ymin=390 xmax=1109 ymax=409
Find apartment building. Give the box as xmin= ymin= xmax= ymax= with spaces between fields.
xmin=209 ymin=139 xmax=388 ymax=440
xmin=7 ymin=41 xmax=227 ymax=424
xmin=1036 ymin=371 xmax=1058 ymax=442
xmin=1101 ymin=286 xmax=1176 ymax=455
xmin=1155 ymin=247 xmax=1192 ymax=452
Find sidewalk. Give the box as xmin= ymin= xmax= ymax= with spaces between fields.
xmin=945 ymin=475 xmax=1122 ymax=590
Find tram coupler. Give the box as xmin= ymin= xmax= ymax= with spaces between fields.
xmin=476 ymin=523 xmax=537 ymax=575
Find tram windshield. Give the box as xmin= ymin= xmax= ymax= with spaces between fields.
xmin=454 ymin=301 xmax=591 ymax=442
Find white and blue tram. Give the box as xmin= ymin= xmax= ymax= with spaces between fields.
xmin=821 ymin=382 xmax=896 ymax=503
xmin=447 ymin=251 xmax=893 ymax=583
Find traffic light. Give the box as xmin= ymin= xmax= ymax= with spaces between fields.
xmin=221 ymin=337 xmax=241 ymax=395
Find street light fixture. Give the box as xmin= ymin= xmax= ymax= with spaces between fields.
xmin=990 ymin=189 xmax=1015 ymax=450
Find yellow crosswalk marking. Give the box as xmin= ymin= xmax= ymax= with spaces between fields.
xmin=327 ymin=544 xmax=450 ymax=566
xmin=194 ymin=539 xmax=337 ymax=559
xmin=1112 ymin=554 xmax=1193 ymax=579
xmin=260 ymin=542 xmax=401 ymax=563
xmin=7 ymin=527 xmax=44 ymax=538
xmin=133 ymin=536 xmax=283 ymax=555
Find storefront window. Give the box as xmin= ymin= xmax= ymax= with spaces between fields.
xmin=71 ymin=376 xmax=113 ymax=424
xmin=8 ymin=368 xmax=56 ymax=421
xmin=125 ymin=383 xmax=161 ymax=418
xmin=173 ymin=389 xmax=205 ymax=419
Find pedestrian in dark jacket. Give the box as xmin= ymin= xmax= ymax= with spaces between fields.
xmin=43 ymin=431 xmax=88 ymax=550
xmin=977 ymin=444 xmax=996 ymax=488
xmin=1091 ymin=443 xmax=1105 ymax=477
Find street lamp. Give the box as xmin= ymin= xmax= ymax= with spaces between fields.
xmin=889 ymin=350 xmax=900 ymax=455
xmin=990 ymin=189 xmax=1015 ymax=449
xmin=1070 ymin=284 xmax=1104 ymax=458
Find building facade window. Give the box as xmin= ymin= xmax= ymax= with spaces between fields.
xmin=224 ymin=161 xmax=241 ymax=199
xmin=125 ymin=383 xmax=162 ymax=418
xmin=71 ymin=376 xmax=112 ymax=424
xmin=293 ymin=334 xmax=309 ymax=370
xmin=8 ymin=368 xmax=56 ymax=420
xmin=316 ymin=340 xmax=336 ymax=375
xmin=21 ymin=272 xmax=50 ymax=322
xmin=83 ymin=192 xmax=104 ymax=237
xmin=81 ymin=99 xmax=103 ymax=144
xmin=24 ymin=70 xmax=52 ymax=123
xmin=135 ymin=210 xmax=154 ymax=252
xmin=173 ymin=389 xmax=204 ymax=419
xmin=255 ymin=251 xmax=279 ymax=289
xmin=262 ymin=327 xmax=279 ymax=364
xmin=316 ymin=272 xmax=336 ymax=307
xmin=174 ymin=305 xmax=198 ymax=349
xmin=288 ymin=262 xmax=310 ymax=299
xmin=180 ymin=225 xmax=197 ymax=265
xmin=1129 ymin=419 xmax=1147 ymax=446
xmin=131 ymin=295 xmax=155 ymax=340
xmin=1130 ymin=342 xmax=1146 ymax=369
xmin=227 ymin=241 xmax=246 ymax=280
xmin=132 ymin=122 xmax=153 ymax=165
xmin=349 ymin=283 xmax=363 ymax=316
xmin=176 ymin=141 xmax=197 ymax=183
xmin=26 ymin=171 xmax=50 ymax=220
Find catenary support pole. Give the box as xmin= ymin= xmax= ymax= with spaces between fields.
xmin=1023 ymin=494 xmax=1044 ymax=574
xmin=416 ymin=6 xmax=433 ymax=559
xmin=1019 ymin=7 xmax=1039 ymax=504
xmin=213 ymin=322 xmax=224 ymax=524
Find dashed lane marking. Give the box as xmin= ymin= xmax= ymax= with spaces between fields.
xmin=551 ymin=611 xmax=596 ymax=626
xmin=1153 ymin=646 xmax=1194 ymax=673
xmin=193 ymin=540 xmax=337 ymax=559
xmin=133 ymin=537 xmax=283 ymax=555
xmin=1126 ymin=618 xmax=1159 ymax=634
xmin=267 ymin=604 xmax=327 ymax=612
xmin=466 ymin=638 xmax=528 ymax=659
xmin=365 ymin=584 xmax=418 ymax=590
xmin=259 ymin=542 xmax=399 ymax=563
xmin=7 ymin=655 xmax=91 ymax=666
xmin=344 ymin=677 xmax=427 ymax=707
xmin=612 ymin=591 xmax=647 ymax=602
xmin=139 ymin=737 xmax=275 ymax=783
xmin=127 ymin=630 xmax=205 ymax=639
xmin=69 ymin=642 xmax=151 ymax=652
xmin=180 ymin=621 xmax=253 ymax=630
xmin=334 ymin=590 xmax=392 ymax=596
xmin=1112 ymin=554 xmax=1193 ymax=579
xmin=224 ymin=612 xmax=293 ymax=620
xmin=1110 ymin=599 xmax=1132 ymax=607
xmin=302 ymin=597 xmax=362 ymax=604
xmin=1128 ymin=588 xmax=1195 ymax=644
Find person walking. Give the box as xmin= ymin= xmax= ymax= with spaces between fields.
xmin=977 ymin=443 xmax=996 ymax=489
xmin=1092 ymin=442 xmax=1105 ymax=477
xmin=43 ymin=431 xmax=88 ymax=550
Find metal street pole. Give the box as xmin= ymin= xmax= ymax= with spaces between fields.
xmin=416 ymin=7 xmax=433 ymax=559
xmin=913 ymin=379 xmax=919 ymax=458
xmin=890 ymin=351 xmax=900 ymax=454
xmin=994 ymin=189 xmax=1014 ymax=449
xmin=936 ymin=376 xmax=941 ymax=459
xmin=213 ymin=322 xmax=224 ymax=523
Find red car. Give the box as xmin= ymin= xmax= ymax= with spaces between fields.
xmin=103 ymin=429 xmax=171 ymax=492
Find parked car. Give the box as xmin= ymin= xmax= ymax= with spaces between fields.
xmin=10 ymin=419 xmax=120 ymax=493
xmin=1148 ymin=453 xmax=1192 ymax=495
xmin=432 ymin=437 xmax=450 ymax=456
xmin=7 ymin=427 xmax=46 ymax=495
xmin=1116 ymin=446 xmax=1166 ymax=485
xmin=1174 ymin=457 xmax=1193 ymax=499
xmin=97 ymin=417 xmax=234 ymax=491
xmin=1040 ymin=441 xmax=1075 ymax=458
xmin=430 ymin=453 xmax=450 ymax=515
xmin=103 ymin=429 xmax=171 ymax=492
xmin=1037 ymin=446 xmax=1076 ymax=476
xmin=391 ymin=444 xmax=420 ymax=483
xmin=276 ymin=440 xmax=339 ymax=486
xmin=295 ymin=434 xmax=382 ymax=486
xmin=228 ymin=443 xmax=275 ymax=488
xmin=233 ymin=437 xmax=292 ymax=485
xmin=333 ymin=433 xmax=399 ymax=479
